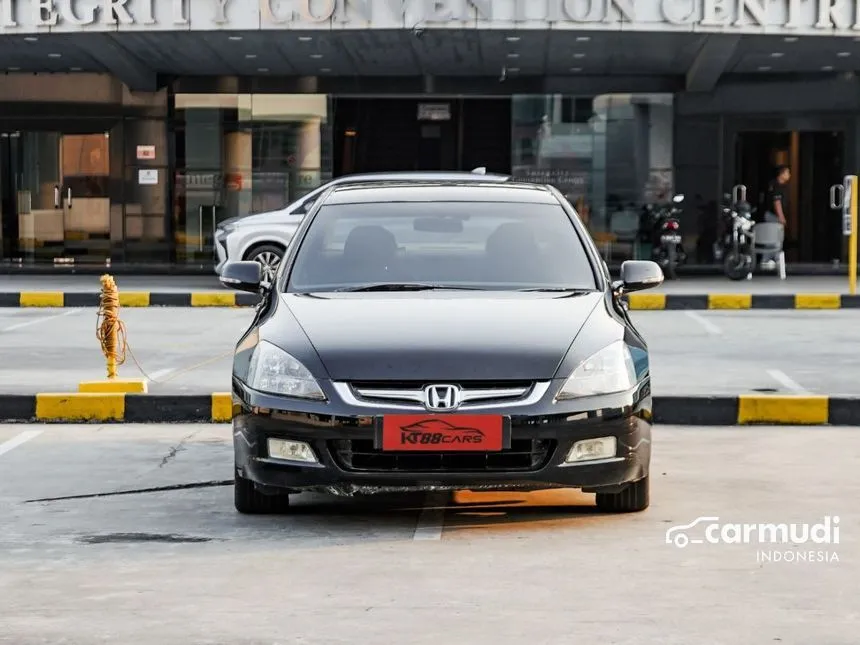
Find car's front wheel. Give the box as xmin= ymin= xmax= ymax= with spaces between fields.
xmin=234 ymin=471 xmax=291 ymax=514
xmin=245 ymin=244 xmax=285 ymax=287
xmin=595 ymin=476 xmax=650 ymax=513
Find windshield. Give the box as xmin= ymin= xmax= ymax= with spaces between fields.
xmin=285 ymin=201 xmax=598 ymax=293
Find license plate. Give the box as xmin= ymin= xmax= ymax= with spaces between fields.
xmin=661 ymin=234 xmax=682 ymax=244
xmin=381 ymin=415 xmax=504 ymax=451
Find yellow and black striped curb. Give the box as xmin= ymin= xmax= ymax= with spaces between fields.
xmin=624 ymin=293 xmax=860 ymax=310
xmin=0 ymin=393 xmax=233 ymax=423
xmin=1 ymin=291 xmax=859 ymax=309
xmin=0 ymin=292 xmax=261 ymax=308
xmin=0 ymin=393 xmax=858 ymax=425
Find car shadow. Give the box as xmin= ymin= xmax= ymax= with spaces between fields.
xmin=249 ymin=488 xmax=636 ymax=536
xmin=440 ymin=488 xmax=639 ymax=533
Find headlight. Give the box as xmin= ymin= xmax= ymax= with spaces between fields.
xmin=247 ymin=340 xmax=326 ymax=400
xmin=555 ymin=340 xmax=636 ymax=400
xmin=217 ymin=224 xmax=235 ymax=236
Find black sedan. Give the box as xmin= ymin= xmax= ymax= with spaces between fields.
xmin=220 ymin=179 xmax=664 ymax=514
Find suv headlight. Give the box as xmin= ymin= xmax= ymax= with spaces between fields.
xmin=555 ymin=340 xmax=636 ymax=400
xmin=247 ymin=340 xmax=326 ymax=400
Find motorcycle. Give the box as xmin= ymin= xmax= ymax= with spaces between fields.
xmin=643 ymin=194 xmax=686 ymax=280
xmin=715 ymin=191 xmax=756 ymax=281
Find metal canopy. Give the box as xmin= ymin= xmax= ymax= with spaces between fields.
xmin=0 ymin=30 xmax=855 ymax=90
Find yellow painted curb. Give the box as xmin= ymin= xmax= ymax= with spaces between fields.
xmin=708 ymin=294 xmax=752 ymax=309
xmin=78 ymin=379 xmax=148 ymax=394
xmin=211 ymin=392 xmax=233 ymax=422
xmin=627 ymin=293 xmax=666 ymax=310
xmin=20 ymin=292 xmax=64 ymax=307
xmin=191 ymin=292 xmax=237 ymax=307
xmin=119 ymin=292 xmax=151 ymax=307
xmin=795 ymin=294 xmax=841 ymax=309
xmin=36 ymin=393 xmax=125 ymax=421
xmin=738 ymin=395 xmax=829 ymax=425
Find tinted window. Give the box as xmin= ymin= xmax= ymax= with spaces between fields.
xmin=285 ymin=201 xmax=597 ymax=292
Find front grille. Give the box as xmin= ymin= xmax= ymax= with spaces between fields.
xmin=349 ymin=380 xmax=534 ymax=408
xmin=329 ymin=439 xmax=556 ymax=473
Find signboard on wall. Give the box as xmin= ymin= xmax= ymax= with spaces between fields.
xmin=138 ymin=169 xmax=158 ymax=185
xmin=136 ymin=145 xmax=156 ymax=160
xmin=418 ymin=104 xmax=451 ymax=121
xmin=4 ymin=0 xmax=860 ymax=37
xmin=513 ymin=168 xmax=589 ymax=195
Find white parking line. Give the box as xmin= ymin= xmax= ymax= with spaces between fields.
xmin=146 ymin=368 xmax=176 ymax=384
xmin=767 ymin=369 xmax=809 ymax=394
xmin=684 ymin=311 xmax=722 ymax=335
xmin=0 ymin=430 xmax=43 ymax=458
xmin=413 ymin=492 xmax=447 ymax=541
xmin=0 ymin=309 xmax=79 ymax=333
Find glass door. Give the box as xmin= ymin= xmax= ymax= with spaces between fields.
xmin=0 ymin=129 xmax=113 ymax=265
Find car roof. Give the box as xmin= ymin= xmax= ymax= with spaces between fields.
xmin=322 ymin=181 xmax=559 ymax=205
xmin=327 ymin=170 xmax=510 ymax=185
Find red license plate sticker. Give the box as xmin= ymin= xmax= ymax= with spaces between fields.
xmin=381 ymin=415 xmax=504 ymax=452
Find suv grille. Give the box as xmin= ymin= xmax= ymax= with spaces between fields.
xmin=329 ymin=439 xmax=555 ymax=473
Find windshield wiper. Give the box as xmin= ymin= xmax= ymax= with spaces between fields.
xmin=336 ymin=283 xmax=485 ymax=292
xmin=517 ymin=288 xmax=594 ymax=293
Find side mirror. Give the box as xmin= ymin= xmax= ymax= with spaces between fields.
xmin=673 ymin=194 xmax=685 ymax=203
xmin=219 ymin=261 xmax=262 ymax=293
xmin=618 ymin=260 xmax=664 ymax=293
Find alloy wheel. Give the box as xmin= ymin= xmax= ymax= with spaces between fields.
xmin=254 ymin=251 xmax=281 ymax=286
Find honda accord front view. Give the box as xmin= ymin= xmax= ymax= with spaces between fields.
xmin=219 ymin=178 xmax=664 ymax=515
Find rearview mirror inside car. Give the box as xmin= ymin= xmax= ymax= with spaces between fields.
xmin=619 ymin=260 xmax=664 ymax=293
xmin=220 ymin=261 xmax=263 ymax=293
xmin=414 ymin=217 xmax=464 ymax=233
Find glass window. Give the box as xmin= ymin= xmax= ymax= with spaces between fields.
xmin=286 ymin=200 xmax=597 ymax=292
xmin=512 ymin=93 xmax=674 ymax=263
xmin=172 ymin=93 xmax=332 ymax=264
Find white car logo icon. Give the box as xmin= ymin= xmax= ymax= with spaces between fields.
xmin=665 ymin=516 xmax=720 ymax=548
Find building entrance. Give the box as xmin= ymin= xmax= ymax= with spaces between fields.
xmin=331 ymin=98 xmax=512 ymax=177
xmin=0 ymin=128 xmax=115 ymax=266
xmin=734 ymin=130 xmax=845 ymax=263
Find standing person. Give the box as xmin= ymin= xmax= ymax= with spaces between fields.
xmin=760 ymin=165 xmax=790 ymax=269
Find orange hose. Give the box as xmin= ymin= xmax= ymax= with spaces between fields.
xmin=95 ymin=274 xmax=127 ymax=379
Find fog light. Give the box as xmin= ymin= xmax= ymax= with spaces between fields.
xmin=267 ymin=438 xmax=318 ymax=463
xmin=565 ymin=437 xmax=617 ymax=463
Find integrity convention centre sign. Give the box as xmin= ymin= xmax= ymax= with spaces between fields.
xmin=2 ymin=0 xmax=860 ymax=34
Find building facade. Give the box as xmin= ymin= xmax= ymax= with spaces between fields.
xmin=1 ymin=0 xmax=859 ymax=271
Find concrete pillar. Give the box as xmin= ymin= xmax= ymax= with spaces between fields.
xmin=223 ymin=130 xmax=253 ymax=219
xmin=296 ymin=117 xmax=321 ymax=198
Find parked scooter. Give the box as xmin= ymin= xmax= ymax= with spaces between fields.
xmin=714 ymin=186 xmax=756 ymax=281
xmin=643 ymin=194 xmax=686 ymax=279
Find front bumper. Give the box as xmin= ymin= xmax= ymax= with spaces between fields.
xmin=232 ymin=381 xmax=652 ymax=496
xmin=214 ymin=231 xmax=230 ymax=274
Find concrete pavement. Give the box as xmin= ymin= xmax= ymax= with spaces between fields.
xmin=0 ymin=273 xmax=856 ymax=295
xmin=0 ymin=307 xmax=856 ymax=397
xmin=0 ymin=274 xmax=225 ymax=293
xmin=0 ymin=423 xmax=855 ymax=644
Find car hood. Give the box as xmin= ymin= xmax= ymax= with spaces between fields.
xmin=272 ymin=291 xmax=603 ymax=381
xmin=220 ymin=209 xmax=295 ymax=229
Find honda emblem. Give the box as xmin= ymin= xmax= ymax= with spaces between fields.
xmin=423 ymin=384 xmax=462 ymax=412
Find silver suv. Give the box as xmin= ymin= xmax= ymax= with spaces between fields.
xmin=214 ymin=169 xmax=510 ymax=286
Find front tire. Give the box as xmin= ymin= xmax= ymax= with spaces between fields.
xmin=724 ymin=251 xmax=751 ymax=281
xmin=234 ymin=471 xmax=291 ymax=514
xmin=595 ymin=476 xmax=650 ymax=513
